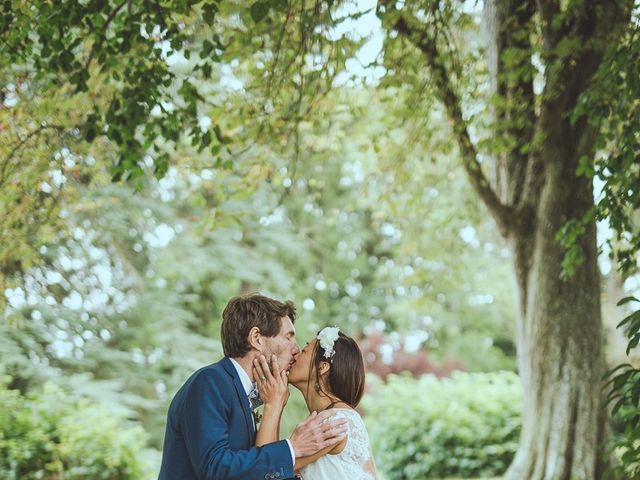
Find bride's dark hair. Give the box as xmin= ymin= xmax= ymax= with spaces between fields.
xmin=310 ymin=331 xmax=365 ymax=407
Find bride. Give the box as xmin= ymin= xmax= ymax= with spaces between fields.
xmin=253 ymin=326 xmax=377 ymax=479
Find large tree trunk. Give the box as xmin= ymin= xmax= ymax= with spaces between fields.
xmin=506 ymin=150 xmax=606 ymax=479
xmin=482 ymin=1 xmax=629 ymax=476
xmin=388 ymin=1 xmax=632 ymax=477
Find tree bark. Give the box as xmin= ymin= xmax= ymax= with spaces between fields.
xmin=507 ymin=147 xmax=605 ymax=480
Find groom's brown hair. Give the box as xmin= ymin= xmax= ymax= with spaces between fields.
xmin=221 ymin=293 xmax=296 ymax=358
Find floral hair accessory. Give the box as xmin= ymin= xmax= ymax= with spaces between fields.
xmin=317 ymin=326 xmax=340 ymax=360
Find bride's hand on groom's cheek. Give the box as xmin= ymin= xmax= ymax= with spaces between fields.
xmin=254 ymin=355 xmax=289 ymax=408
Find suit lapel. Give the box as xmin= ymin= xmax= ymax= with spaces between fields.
xmin=221 ymin=357 xmax=256 ymax=439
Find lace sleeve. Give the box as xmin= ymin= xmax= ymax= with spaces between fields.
xmin=362 ymin=452 xmax=377 ymax=479
xmin=338 ymin=410 xmax=378 ymax=480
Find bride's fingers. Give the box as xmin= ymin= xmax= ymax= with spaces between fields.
xmin=269 ymin=354 xmax=280 ymax=378
xmin=253 ymin=357 xmax=270 ymax=383
xmin=252 ymin=367 xmax=263 ymax=386
xmin=259 ymin=355 xmax=276 ymax=381
xmin=260 ymin=356 xmax=273 ymax=380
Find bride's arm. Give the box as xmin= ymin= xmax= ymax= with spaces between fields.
xmin=256 ymin=403 xmax=284 ymax=446
xmin=253 ymin=355 xmax=289 ymax=446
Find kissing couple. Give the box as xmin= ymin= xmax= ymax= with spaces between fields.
xmin=158 ymin=293 xmax=377 ymax=480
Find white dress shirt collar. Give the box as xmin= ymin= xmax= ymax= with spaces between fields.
xmin=229 ymin=357 xmax=253 ymax=396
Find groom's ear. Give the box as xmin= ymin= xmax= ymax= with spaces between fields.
xmin=247 ymin=326 xmax=262 ymax=351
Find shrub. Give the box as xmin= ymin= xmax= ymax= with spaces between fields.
xmin=604 ymin=296 xmax=640 ymax=478
xmin=362 ymin=371 xmax=521 ymax=479
xmin=0 ymin=379 xmax=154 ymax=480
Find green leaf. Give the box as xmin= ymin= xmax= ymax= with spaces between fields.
xmin=603 ymin=363 xmax=633 ymax=382
xmin=203 ymin=2 xmax=219 ymax=24
xmin=201 ymin=39 xmax=214 ymax=57
xmin=576 ymin=155 xmax=594 ymax=178
xmin=616 ymin=311 xmax=639 ymax=329
xmin=84 ymin=124 xmax=96 ymax=142
xmin=250 ymin=1 xmax=270 ymax=23
xmin=617 ymin=296 xmax=639 ymax=306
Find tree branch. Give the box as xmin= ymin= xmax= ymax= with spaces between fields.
xmin=265 ymin=2 xmax=295 ymax=100
xmin=517 ymin=0 xmax=632 ymax=222
xmin=85 ymin=1 xmax=128 ymax=70
xmin=153 ymin=0 xmax=167 ymax=29
xmin=539 ymin=0 xmax=632 ymax=114
xmin=536 ymin=0 xmax=561 ymax=49
xmin=392 ymin=15 xmax=514 ymax=235
xmin=569 ymin=0 xmax=632 ymax=107
xmin=0 ymin=124 xmax=67 ymax=187
xmin=484 ymin=0 xmax=536 ymax=212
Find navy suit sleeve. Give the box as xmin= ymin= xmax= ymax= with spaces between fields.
xmin=181 ymin=370 xmax=294 ymax=480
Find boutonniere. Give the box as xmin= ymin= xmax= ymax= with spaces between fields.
xmin=252 ymin=407 xmax=263 ymax=426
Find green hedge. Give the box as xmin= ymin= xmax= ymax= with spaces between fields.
xmin=0 ymin=379 xmax=154 ymax=480
xmin=362 ymin=371 xmax=521 ymax=479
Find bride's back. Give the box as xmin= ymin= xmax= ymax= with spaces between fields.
xmin=300 ymin=408 xmax=377 ymax=480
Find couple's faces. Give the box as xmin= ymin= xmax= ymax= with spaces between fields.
xmin=287 ymin=338 xmax=317 ymax=384
xmin=261 ymin=316 xmax=300 ymax=372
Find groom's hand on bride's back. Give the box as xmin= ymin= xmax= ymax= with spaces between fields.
xmin=289 ymin=410 xmax=348 ymax=458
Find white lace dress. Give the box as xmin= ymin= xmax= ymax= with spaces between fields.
xmin=300 ymin=408 xmax=377 ymax=480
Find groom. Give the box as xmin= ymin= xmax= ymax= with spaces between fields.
xmin=158 ymin=293 xmax=347 ymax=480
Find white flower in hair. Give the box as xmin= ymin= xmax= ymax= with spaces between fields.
xmin=317 ymin=326 xmax=340 ymax=359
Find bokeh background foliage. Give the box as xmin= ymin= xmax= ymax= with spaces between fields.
xmin=0 ymin=376 xmax=154 ymax=480
xmin=2 ymin=0 xmax=640 ymax=479
xmin=362 ymin=372 xmax=521 ymax=479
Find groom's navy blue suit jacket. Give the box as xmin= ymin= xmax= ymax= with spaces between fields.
xmin=158 ymin=357 xmax=294 ymax=480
